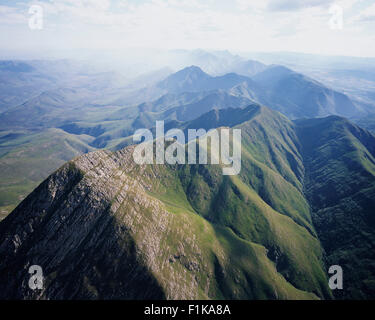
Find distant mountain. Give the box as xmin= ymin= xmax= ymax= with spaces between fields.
xmin=13 ymin=64 xmax=357 ymax=129
xmin=157 ymin=66 xmax=211 ymax=93
xmin=163 ymin=104 xmax=263 ymax=136
xmin=0 ymin=68 xmax=129 ymax=130
xmin=0 ymin=87 xmax=102 ymax=129
xmin=91 ymin=91 xmax=252 ymax=148
xmin=0 ymin=80 xmax=255 ymax=213
xmin=0 ymin=62 xmax=370 ymax=219
xmin=1 ymin=52 xmax=375 ymax=302
xmin=157 ymin=66 xmax=254 ymax=94
xmin=154 ymin=65 xmax=364 ymax=120
xmin=231 ymin=59 xmax=267 ymax=77
xmin=0 ymin=61 xmax=34 ymax=73
xmin=160 ymin=91 xmax=251 ymax=122
xmin=124 ymin=67 xmax=173 ymax=90
xmin=167 ymin=49 xmax=244 ymax=75
xmin=136 ymin=91 xmax=209 ymax=113
xmin=169 ymin=50 xmax=267 ymax=77
xmin=0 ymin=59 xmax=102 ymax=113
xmin=0 ymin=128 xmax=95 ymax=218
xmin=249 ymin=65 xmax=362 ymax=119
xmin=0 ymin=61 xmax=56 ymax=113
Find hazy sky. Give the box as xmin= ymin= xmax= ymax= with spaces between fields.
xmin=1 ymin=0 xmax=375 ymax=58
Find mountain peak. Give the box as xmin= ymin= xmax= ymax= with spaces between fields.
xmin=157 ymin=66 xmax=211 ymax=93
xmin=174 ymin=65 xmax=210 ymax=78
xmin=253 ymin=64 xmax=294 ymax=81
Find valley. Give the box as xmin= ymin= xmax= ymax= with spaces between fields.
xmin=0 ymin=52 xmax=374 ymax=300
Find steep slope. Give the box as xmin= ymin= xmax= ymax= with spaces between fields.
xmin=0 ymin=129 xmax=95 ymax=219
xmin=155 ymin=65 xmax=363 ymax=121
xmin=250 ymin=65 xmax=362 ymax=119
xmin=231 ymin=59 xmax=267 ymax=77
xmin=0 ymin=106 xmax=332 ymax=300
xmin=108 ymin=92 xmax=209 ymax=118
xmin=354 ymin=115 xmax=375 ymax=133
xmin=2 ymin=105 xmax=374 ymax=300
xmin=176 ymin=107 xmax=331 ymax=298
xmin=77 ymin=91 xmax=252 ymax=149
xmin=135 ymin=91 xmax=252 ymax=124
xmin=295 ymin=116 xmax=375 ymax=299
xmin=157 ymin=66 xmax=258 ymax=94
xmin=157 ymin=66 xmax=212 ymax=93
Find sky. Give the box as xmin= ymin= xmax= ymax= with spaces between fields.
xmin=0 ymin=0 xmax=375 ymax=58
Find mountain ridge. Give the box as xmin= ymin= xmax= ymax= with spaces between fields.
xmin=3 ymin=104 xmax=374 ymax=299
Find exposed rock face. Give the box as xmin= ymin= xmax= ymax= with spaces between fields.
xmin=0 ymin=106 xmax=374 ymax=300
xmin=0 ymin=147 xmax=222 ymax=299
xmin=0 ymin=150 xmax=161 ymax=299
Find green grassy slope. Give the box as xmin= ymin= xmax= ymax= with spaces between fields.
xmin=172 ymin=107 xmax=331 ymax=298
xmin=108 ymin=142 xmax=328 ymax=299
xmin=296 ymin=116 xmax=375 ymax=299
xmin=1 ymin=104 xmax=374 ymax=299
xmin=0 ymin=144 xmax=321 ymax=299
xmin=0 ymin=129 xmax=95 ymax=218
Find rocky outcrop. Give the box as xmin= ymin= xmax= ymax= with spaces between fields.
xmin=1 ymin=107 xmax=355 ymax=300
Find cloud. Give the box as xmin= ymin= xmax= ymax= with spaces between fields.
xmin=354 ymin=3 xmax=375 ymax=22
xmin=0 ymin=5 xmax=27 ymax=24
xmin=235 ymin=0 xmax=267 ymax=11
xmin=0 ymin=0 xmax=374 ymax=57
xmin=51 ymin=0 xmax=111 ymax=10
xmin=267 ymin=0 xmax=334 ymax=11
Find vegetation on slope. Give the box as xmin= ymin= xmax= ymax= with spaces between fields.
xmin=296 ymin=116 xmax=375 ymax=299
xmin=0 ymin=129 xmax=95 ymax=218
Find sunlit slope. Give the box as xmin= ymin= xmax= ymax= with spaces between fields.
xmin=0 ymin=106 xmax=332 ymax=299
xmin=176 ymin=106 xmax=331 ymax=298
xmin=0 ymin=129 xmax=95 ymax=218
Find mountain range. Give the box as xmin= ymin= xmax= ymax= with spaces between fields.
xmin=0 ymin=54 xmax=374 ymax=300
xmin=0 ymin=60 xmax=373 ymax=217
xmin=0 ymin=104 xmax=374 ymax=299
